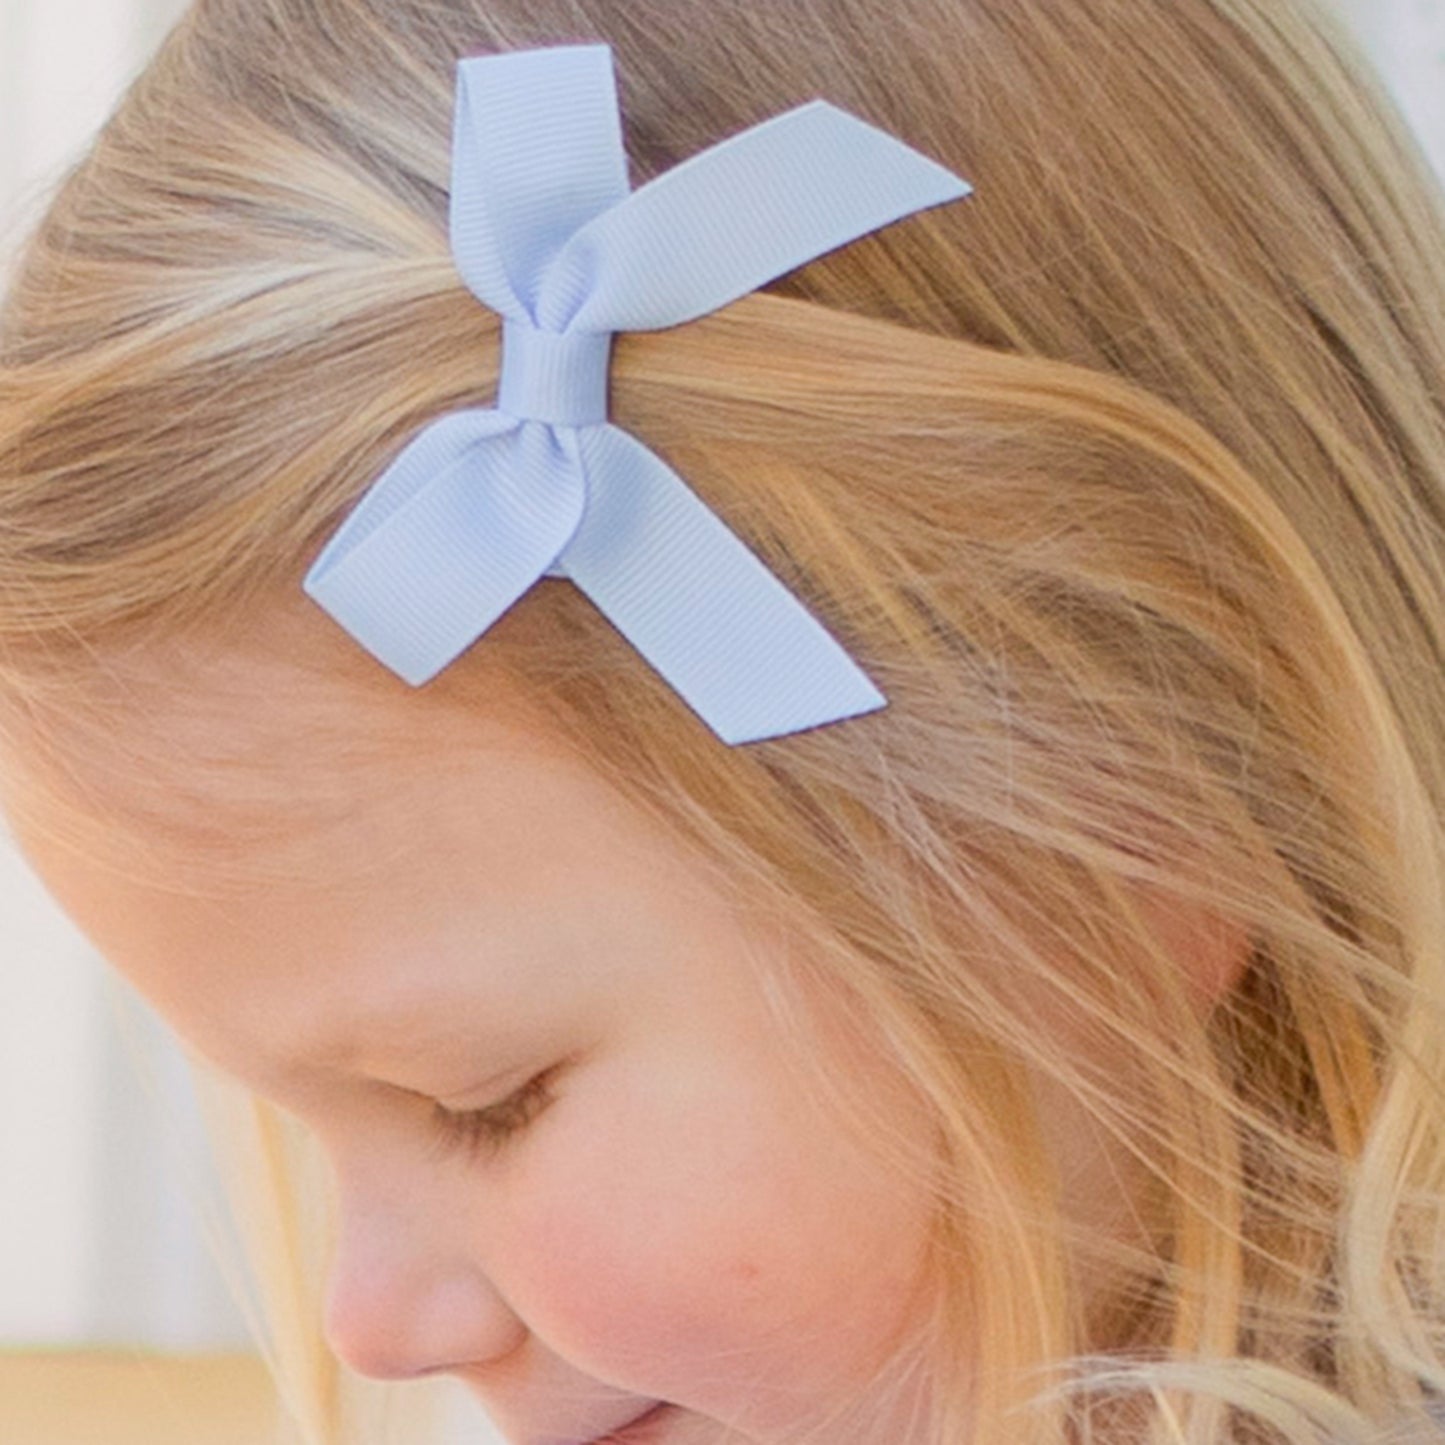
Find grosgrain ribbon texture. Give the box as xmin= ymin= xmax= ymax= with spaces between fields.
xmin=303 ymin=42 xmax=973 ymax=745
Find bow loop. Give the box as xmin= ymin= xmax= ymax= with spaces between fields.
xmin=449 ymin=44 xmax=630 ymax=322
xmin=304 ymin=42 xmax=974 ymax=743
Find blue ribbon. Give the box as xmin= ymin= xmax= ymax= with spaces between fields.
xmin=303 ymin=43 xmax=973 ymax=745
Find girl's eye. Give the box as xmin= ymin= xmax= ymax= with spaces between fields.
xmin=429 ymin=1068 xmax=559 ymax=1161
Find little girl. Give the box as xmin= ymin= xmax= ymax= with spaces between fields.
xmin=3 ymin=2 xmax=1445 ymax=1443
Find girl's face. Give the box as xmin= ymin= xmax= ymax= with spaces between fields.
xmin=0 ymin=622 xmax=943 ymax=1445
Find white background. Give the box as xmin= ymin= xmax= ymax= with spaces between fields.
xmin=0 ymin=0 xmax=1442 ymax=1357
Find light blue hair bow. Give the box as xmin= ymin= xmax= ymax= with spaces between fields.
xmin=303 ymin=43 xmax=972 ymax=744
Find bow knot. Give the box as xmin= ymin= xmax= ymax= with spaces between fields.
xmin=303 ymin=43 xmax=973 ymax=744
xmin=498 ymin=321 xmax=612 ymax=425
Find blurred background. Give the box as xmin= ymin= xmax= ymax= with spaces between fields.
xmin=0 ymin=0 xmax=1441 ymax=1440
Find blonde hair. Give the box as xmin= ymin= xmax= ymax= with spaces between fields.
xmin=4 ymin=1 xmax=1445 ymax=1441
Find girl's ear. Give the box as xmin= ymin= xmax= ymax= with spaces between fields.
xmin=1128 ymin=884 xmax=1256 ymax=1020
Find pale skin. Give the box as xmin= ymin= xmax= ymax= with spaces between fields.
xmin=0 ymin=598 xmax=1250 ymax=1445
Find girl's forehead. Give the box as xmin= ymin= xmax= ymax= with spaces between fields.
xmin=0 ymin=620 xmax=605 ymax=894
xmin=0 ymin=657 xmax=724 ymax=1070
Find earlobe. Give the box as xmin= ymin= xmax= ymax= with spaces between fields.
xmin=1127 ymin=884 xmax=1256 ymax=1021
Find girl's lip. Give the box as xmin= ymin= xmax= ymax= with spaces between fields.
xmin=589 ymin=1402 xmax=674 ymax=1443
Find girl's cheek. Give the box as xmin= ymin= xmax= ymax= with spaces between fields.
xmin=487 ymin=1113 xmax=780 ymax=1391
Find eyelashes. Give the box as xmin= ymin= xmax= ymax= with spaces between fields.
xmin=429 ymin=1067 xmax=560 ymax=1162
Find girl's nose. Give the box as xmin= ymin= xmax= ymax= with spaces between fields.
xmin=323 ymin=1196 xmax=528 ymax=1381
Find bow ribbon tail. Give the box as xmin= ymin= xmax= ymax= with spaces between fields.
xmin=554 ymin=424 xmax=885 ymax=745
xmin=303 ymin=414 xmax=586 ymax=685
xmin=547 ymin=95 xmax=974 ymax=333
